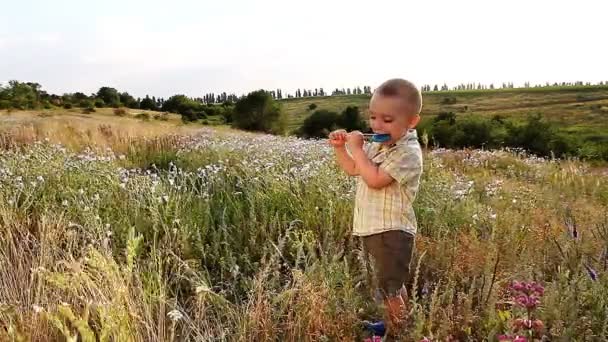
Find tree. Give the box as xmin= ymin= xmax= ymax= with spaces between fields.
xmin=162 ymin=94 xmax=204 ymax=116
xmin=73 ymin=92 xmax=88 ymax=101
xmin=140 ymin=95 xmax=158 ymax=111
xmin=96 ymin=87 xmax=120 ymax=107
xmin=119 ymin=92 xmax=138 ymax=108
xmin=232 ymin=90 xmax=287 ymax=134
xmin=299 ymin=110 xmax=340 ymax=138
xmin=0 ymin=81 xmax=42 ymax=109
xmin=339 ymin=106 xmax=366 ymax=131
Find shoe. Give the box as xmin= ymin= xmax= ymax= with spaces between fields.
xmin=362 ymin=320 xmax=386 ymax=337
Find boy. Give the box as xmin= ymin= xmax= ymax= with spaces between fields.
xmin=328 ymin=78 xmax=423 ymax=338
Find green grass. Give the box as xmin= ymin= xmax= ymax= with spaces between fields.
xmin=281 ymin=86 xmax=608 ymax=141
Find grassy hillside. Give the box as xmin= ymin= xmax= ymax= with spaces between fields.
xmin=281 ymin=86 xmax=608 ymax=142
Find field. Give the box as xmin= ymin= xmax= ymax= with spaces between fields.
xmin=1 ymin=106 xmax=607 ymax=341
xmin=281 ymin=86 xmax=608 ymax=143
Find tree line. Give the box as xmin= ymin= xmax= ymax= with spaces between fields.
xmin=3 ymin=80 xmax=607 ymax=112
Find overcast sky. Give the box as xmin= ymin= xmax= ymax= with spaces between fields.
xmin=1 ymin=0 xmax=607 ymax=98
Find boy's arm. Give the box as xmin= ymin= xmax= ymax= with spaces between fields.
xmin=334 ymin=146 xmax=359 ymax=176
xmin=350 ymin=148 xmax=394 ymax=189
xmin=351 ymin=133 xmax=423 ymax=190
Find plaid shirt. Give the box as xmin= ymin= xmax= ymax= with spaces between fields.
xmin=352 ymin=129 xmax=423 ymax=236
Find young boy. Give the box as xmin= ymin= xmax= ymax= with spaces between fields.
xmin=328 ymin=78 xmax=423 ymax=338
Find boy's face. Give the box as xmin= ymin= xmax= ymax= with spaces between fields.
xmin=368 ymin=93 xmax=419 ymax=145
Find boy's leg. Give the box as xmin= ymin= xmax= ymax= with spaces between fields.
xmin=363 ymin=231 xmax=415 ymax=334
xmin=382 ymin=231 xmax=415 ymax=326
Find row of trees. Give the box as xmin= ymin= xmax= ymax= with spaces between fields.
xmin=0 ymin=81 xmax=162 ymax=110
xmin=420 ymin=81 xmax=608 ymax=92
xmin=4 ymin=80 xmax=608 ymax=111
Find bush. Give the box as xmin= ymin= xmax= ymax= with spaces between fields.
xmin=82 ymin=107 xmax=96 ymax=114
xmin=299 ymin=110 xmax=340 ymax=138
xmin=63 ymin=103 xmax=73 ymax=109
xmin=79 ymin=100 xmax=93 ymax=108
xmin=94 ymin=99 xmax=105 ymax=108
xmin=162 ymin=95 xmax=204 ymax=115
xmin=434 ymin=111 xmax=456 ymax=125
xmin=506 ymin=114 xmax=555 ymax=156
xmin=308 ymin=103 xmax=317 ymax=111
xmin=222 ymin=109 xmax=233 ymax=123
xmin=135 ymin=113 xmax=151 ymax=121
xmin=338 ymin=106 xmax=367 ymax=132
xmin=113 ymin=108 xmax=127 ymax=116
xmin=452 ymin=116 xmax=506 ymax=149
xmin=233 ymin=90 xmax=287 ymax=134
xmin=298 ymin=106 xmax=367 ymax=138
xmin=153 ymin=113 xmax=169 ymax=121
xmin=441 ymin=97 xmax=457 ymax=105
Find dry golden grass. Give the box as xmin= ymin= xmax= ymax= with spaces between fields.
xmin=0 ymin=109 xmax=203 ymax=153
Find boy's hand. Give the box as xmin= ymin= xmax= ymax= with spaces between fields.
xmin=328 ymin=129 xmax=347 ymax=148
xmin=346 ymin=131 xmax=364 ymax=150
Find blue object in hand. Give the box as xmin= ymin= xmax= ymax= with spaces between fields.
xmin=370 ymin=133 xmax=391 ymax=143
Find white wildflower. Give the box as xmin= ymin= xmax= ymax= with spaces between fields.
xmin=195 ymin=284 xmax=211 ymax=294
xmin=167 ymin=309 xmax=184 ymax=322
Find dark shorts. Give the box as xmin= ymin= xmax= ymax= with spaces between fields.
xmin=362 ymin=230 xmax=415 ymax=298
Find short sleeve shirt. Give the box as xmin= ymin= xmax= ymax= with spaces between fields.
xmin=352 ymin=129 xmax=423 ymax=236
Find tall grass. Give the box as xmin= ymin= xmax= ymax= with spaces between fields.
xmin=0 ymin=124 xmax=607 ymax=341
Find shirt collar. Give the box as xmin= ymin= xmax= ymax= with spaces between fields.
xmin=380 ymin=129 xmax=418 ymax=150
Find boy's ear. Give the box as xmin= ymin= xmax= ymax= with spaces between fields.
xmin=408 ymin=114 xmax=421 ymax=128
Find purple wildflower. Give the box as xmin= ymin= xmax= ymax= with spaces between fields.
xmin=584 ymin=264 xmax=598 ymax=281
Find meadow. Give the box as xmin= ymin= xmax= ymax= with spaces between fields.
xmin=1 ymin=109 xmax=607 ymax=341
xmin=282 ymin=86 xmax=608 ymax=144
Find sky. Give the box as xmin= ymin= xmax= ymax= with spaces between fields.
xmin=1 ymin=0 xmax=607 ymax=98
